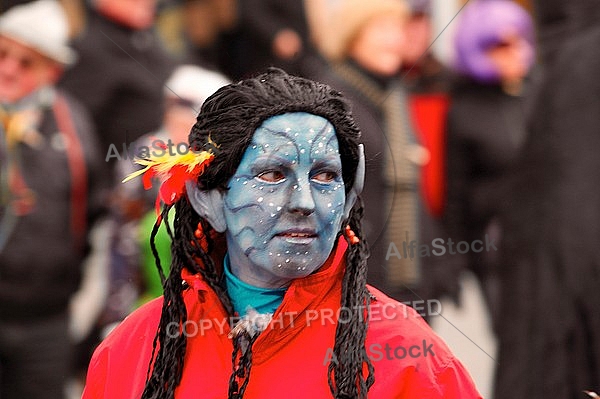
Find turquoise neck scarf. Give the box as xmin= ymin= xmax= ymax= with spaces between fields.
xmin=223 ymin=255 xmax=287 ymax=317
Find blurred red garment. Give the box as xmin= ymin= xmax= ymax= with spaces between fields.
xmin=409 ymin=94 xmax=450 ymax=218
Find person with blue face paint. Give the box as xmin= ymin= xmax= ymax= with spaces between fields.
xmin=82 ymin=68 xmax=482 ymax=399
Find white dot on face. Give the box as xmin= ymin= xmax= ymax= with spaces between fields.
xmin=257 ymin=197 xmax=264 ymax=202
xmin=300 ymin=149 xmax=305 ymax=154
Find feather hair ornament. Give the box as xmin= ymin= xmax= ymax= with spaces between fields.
xmin=122 ymin=138 xmax=218 ymax=219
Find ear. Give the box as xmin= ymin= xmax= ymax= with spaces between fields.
xmin=343 ymin=144 xmax=365 ymax=220
xmin=185 ymin=180 xmax=227 ymax=233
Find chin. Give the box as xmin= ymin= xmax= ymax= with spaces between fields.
xmin=380 ymin=53 xmax=404 ymax=74
xmin=376 ymin=61 xmax=403 ymax=77
xmin=271 ymin=263 xmax=317 ymax=279
xmin=254 ymin=254 xmax=322 ymax=279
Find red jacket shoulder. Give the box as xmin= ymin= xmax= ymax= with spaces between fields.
xmin=365 ymin=286 xmax=483 ymax=399
xmin=82 ymin=297 xmax=164 ymax=399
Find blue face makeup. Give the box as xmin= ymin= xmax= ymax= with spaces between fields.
xmin=223 ymin=112 xmax=346 ymax=288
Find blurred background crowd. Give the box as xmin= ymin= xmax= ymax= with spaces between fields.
xmin=0 ymin=0 xmax=598 ymax=398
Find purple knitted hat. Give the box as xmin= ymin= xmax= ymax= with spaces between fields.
xmin=453 ymin=0 xmax=535 ymax=83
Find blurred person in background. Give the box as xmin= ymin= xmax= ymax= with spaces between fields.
xmin=311 ymin=0 xmax=434 ymax=303
xmin=0 ymin=1 xmax=106 ymax=398
xmin=397 ymin=0 xmax=457 ymax=308
xmin=495 ymin=0 xmax=600 ymax=397
xmin=228 ymin=0 xmax=319 ymax=79
xmin=101 ymin=64 xmax=229 ymax=330
xmin=59 ymin=0 xmax=175 ymax=178
xmin=444 ymin=0 xmax=535 ymax=326
xmin=181 ymin=0 xmax=238 ymax=73
xmin=401 ymin=0 xmax=451 ymax=94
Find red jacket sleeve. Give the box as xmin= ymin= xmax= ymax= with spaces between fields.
xmin=433 ymin=357 xmax=483 ymax=398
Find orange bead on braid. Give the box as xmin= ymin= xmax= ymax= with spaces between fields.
xmin=344 ymin=224 xmax=360 ymax=245
xmin=190 ymin=222 xmax=210 ymax=252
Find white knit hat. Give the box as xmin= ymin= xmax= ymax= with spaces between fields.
xmin=0 ymin=0 xmax=76 ymax=65
xmin=165 ymin=65 xmax=230 ymax=110
xmin=320 ymin=0 xmax=409 ymax=62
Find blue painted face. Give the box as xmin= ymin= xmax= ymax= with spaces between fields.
xmin=223 ymin=112 xmax=346 ymax=288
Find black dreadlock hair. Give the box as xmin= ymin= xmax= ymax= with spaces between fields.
xmin=140 ymin=68 xmax=375 ymax=399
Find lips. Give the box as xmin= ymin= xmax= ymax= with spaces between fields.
xmin=276 ymin=230 xmax=317 ymax=244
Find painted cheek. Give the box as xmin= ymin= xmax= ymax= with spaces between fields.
xmin=225 ymin=172 xmax=289 ymax=253
xmin=314 ymin=182 xmax=345 ymax=239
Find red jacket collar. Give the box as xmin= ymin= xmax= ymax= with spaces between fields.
xmin=180 ymin=237 xmax=349 ymax=364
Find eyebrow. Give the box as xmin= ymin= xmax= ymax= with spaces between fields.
xmin=251 ymin=154 xmax=293 ymax=169
xmin=311 ymin=157 xmax=343 ymax=170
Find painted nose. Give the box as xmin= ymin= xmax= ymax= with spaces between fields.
xmin=288 ymin=179 xmax=315 ymax=215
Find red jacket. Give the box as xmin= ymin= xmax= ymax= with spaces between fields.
xmin=83 ymin=239 xmax=482 ymax=398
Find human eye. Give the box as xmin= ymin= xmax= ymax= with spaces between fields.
xmin=256 ymin=170 xmax=286 ymax=183
xmin=311 ymin=169 xmax=341 ymax=183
